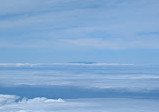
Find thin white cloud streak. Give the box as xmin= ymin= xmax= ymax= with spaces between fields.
xmin=1 ymin=37 xmax=159 ymax=49
xmin=0 ymin=63 xmax=134 ymax=67
xmin=0 ymin=94 xmax=159 ymax=112
xmin=64 ymin=37 xmax=159 ymax=49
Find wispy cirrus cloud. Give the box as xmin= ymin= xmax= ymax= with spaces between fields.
xmin=0 ymin=0 xmax=159 ymax=50
xmin=64 ymin=37 xmax=159 ymax=49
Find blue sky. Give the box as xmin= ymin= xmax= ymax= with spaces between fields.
xmin=0 ymin=0 xmax=159 ymax=64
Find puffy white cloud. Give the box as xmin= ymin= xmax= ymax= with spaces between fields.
xmin=0 ymin=94 xmax=65 ymax=112
xmin=0 ymin=94 xmax=64 ymax=105
xmin=0 ymin=95 xmax=19 ymax=105
xmin=0 ymin=94 xmax=159 ymax=112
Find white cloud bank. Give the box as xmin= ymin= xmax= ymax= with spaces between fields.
xmin=0 ymin=62 xmax=134 ymax=67
xmin=0 ymin=94 xmax=159 ymax=112
xmin=0 ymin=94 xmax=64 ymax=105
xmin=0 ymin=64 xmax=159 ymax=91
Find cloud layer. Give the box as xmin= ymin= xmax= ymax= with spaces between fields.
xmin=0 ymin=94 xmax=159 ymax=112
xmin=0 ymin=62 xmax=134 ymax=67
xmin=0 ymin=64 xmax=159 ymax=92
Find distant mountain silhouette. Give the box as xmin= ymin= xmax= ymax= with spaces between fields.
xmin=68 ymin=61 xmax=96 ymax=64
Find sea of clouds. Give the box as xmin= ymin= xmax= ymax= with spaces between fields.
xmin=0 ymin=64 xmax=159 ymax=111
xmin=0 ymin=63 xmax=159 ymax=91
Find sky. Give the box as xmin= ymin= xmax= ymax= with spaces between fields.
xmin=0 ymin=0 xmax=159 ymax=64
